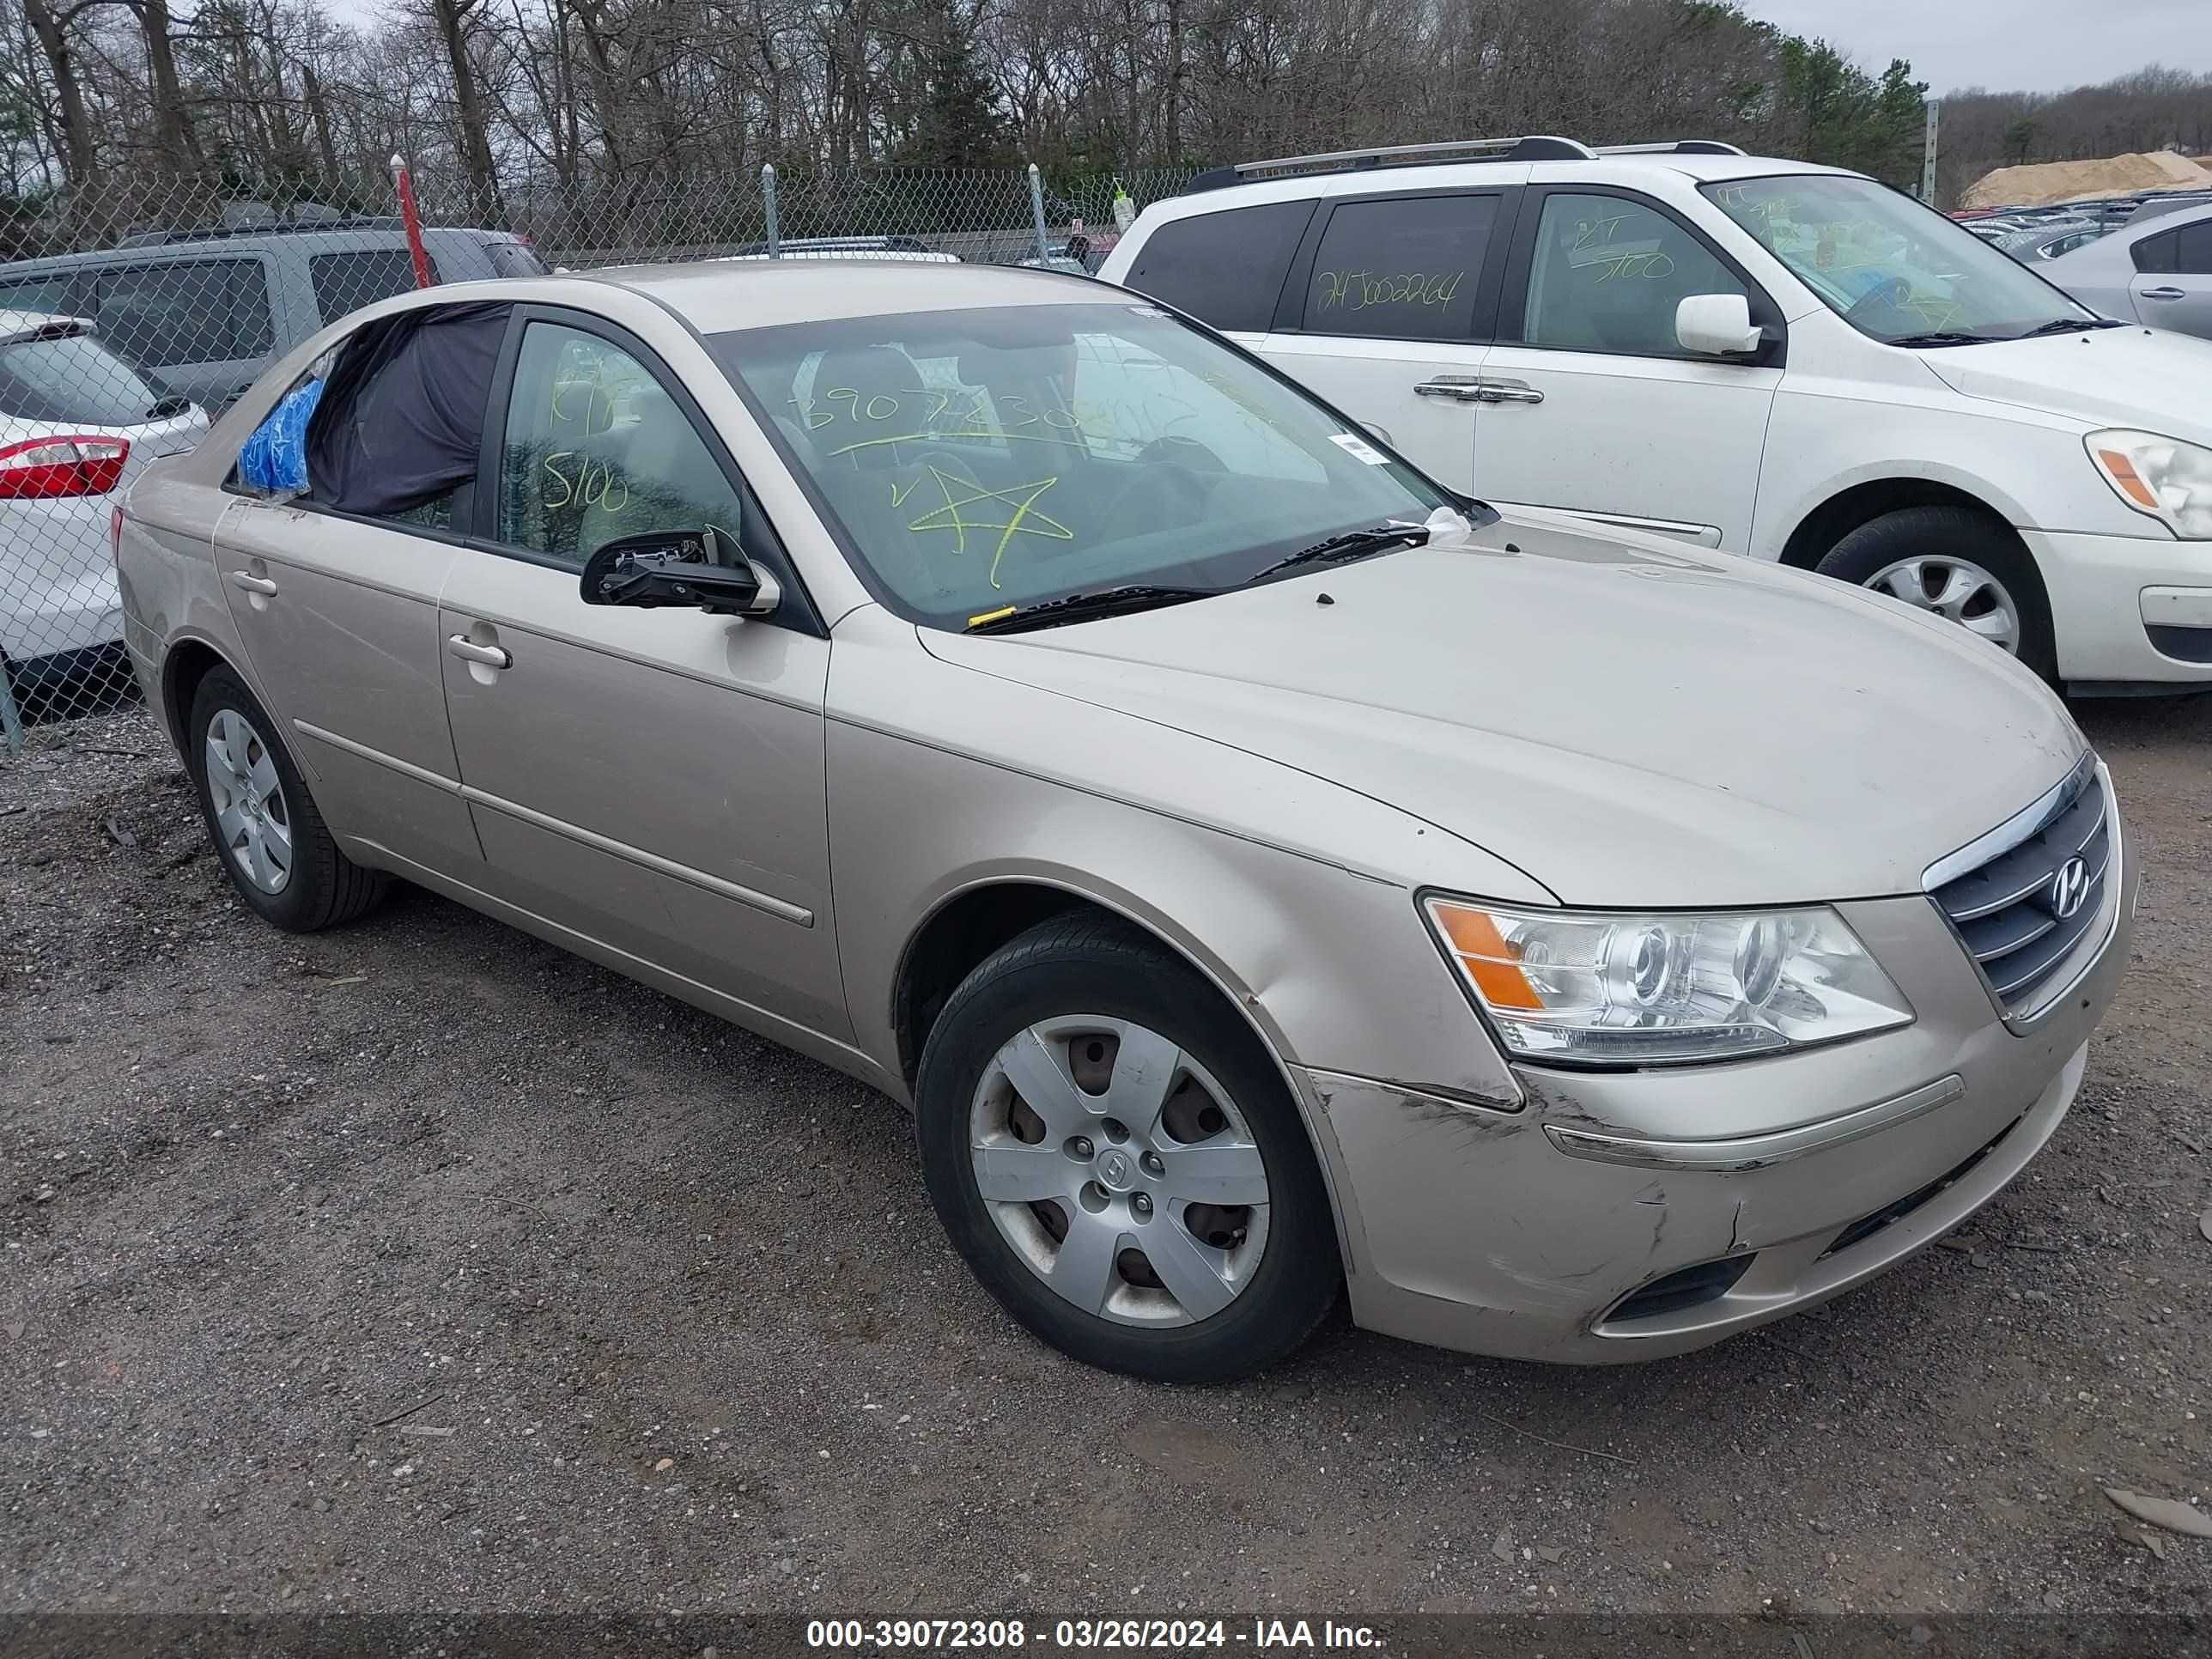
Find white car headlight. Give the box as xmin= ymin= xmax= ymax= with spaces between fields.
xmin=1422 ymin=897 xmax=1914 ymax=1066
xmin=2087 ymin=429 xmax=2212 ymax=539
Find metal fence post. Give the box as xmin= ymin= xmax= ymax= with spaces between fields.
xmin=0 ymin=667 xmax=23 ymax=757
xmin=763 ymin=164 xmax=780 ymax=258
xmin=1028 ymin=163 xmax=1050 ymax=264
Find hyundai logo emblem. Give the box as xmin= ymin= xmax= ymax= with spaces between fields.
xmin=2049 ymin=855 xmax=2090 ymax=921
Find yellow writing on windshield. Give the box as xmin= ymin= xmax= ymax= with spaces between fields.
xmin=902 ymin=467 xmax=1073 ymax=587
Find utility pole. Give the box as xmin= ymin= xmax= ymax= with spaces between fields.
xmin=1923 ymin=100 xmax=1941 ymax=204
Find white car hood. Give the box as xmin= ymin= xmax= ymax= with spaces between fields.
xmin=924 ymin=515 xmax=2085 ymax=908
xmin=1919 ymin=325 xmax=2212 ymax=447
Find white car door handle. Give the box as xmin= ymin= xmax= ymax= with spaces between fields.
xmin=2140 ymin=286 xmax=2186 ymax=301
xmin=1473 ymin=380 xmax=1545 ymax=405
xmin=1413 ymin=380 xmax=1486 ymax=403
xmin=447 ymin=635 xmax=512 ymax=670
xmin=228 ymin=570 xmax=277 ymax=596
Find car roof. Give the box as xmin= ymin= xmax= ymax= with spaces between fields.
xmin=0 ymin=224 xmax=508 ymax=276
xmin=580 ymin=259 xmax=1120 ymax=333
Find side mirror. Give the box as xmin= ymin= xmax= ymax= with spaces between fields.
xmin=579 ymin=527 xmax=781 ymax=617
xmin=1675 ymin=293 xmax=1765 ymax=358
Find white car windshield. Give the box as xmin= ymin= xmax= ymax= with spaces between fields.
xmin=713 ymin=301 xmax=1453 ymax=629
xmin=1703 ymin=174 xmax=2101 ymax=344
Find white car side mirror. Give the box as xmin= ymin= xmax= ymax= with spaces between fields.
xmin=1676 ymin=293 xmax=1764 ymax=358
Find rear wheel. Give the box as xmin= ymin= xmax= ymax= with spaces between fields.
xmin=185 ymin=665 xmax=387 ymax=932
xmin=915 ymin=915 xmax=1339 ymax=1382
xmin=1815 ymin=506 xmax=2057 ymax=682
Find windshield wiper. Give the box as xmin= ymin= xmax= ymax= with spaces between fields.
xmin=1885 ymin=330 xmax=2000 ymax=348
xmin=964 ymin=584 xmax=1217 ymax=635
xmin=1244 ymin=523 xmax=1431 ymax=585
xmin=2018 ymin=317 xmax=2127 ymax=337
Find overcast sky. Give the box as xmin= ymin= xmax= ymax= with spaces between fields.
xmin=1735 ymin=0 xmax=2211 ymax=96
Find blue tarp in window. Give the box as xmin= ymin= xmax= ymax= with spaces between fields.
xmin=236 ymin=377 xmax=323 ymax=495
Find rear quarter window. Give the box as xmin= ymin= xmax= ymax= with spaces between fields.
xmin=0 ymin=272 xmax=74 ymax=315
xmin=310 ymin=249 xmax=441 ymax=322
xmin=1122 ymin=200 xmax=1314 ymax=332
xmin=2133 ymin=230 xmax=2179 ymax=275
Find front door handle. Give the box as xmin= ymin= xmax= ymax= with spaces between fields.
xmin=1473 ymin=380 xmax=1546 ymax=405
xmin=2140 ymin=286 xmax=2187 ymax=301
xmin=228 ymin=570 xmax=277 ymax=596
xmin=447 ymin=635 xmax=512 ymax=670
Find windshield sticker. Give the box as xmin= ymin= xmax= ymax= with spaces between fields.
xmin=1126 ymin=304 xmax=1168 ymax=319
xmin=1329 ymin=433 xmax=1389 ymax=466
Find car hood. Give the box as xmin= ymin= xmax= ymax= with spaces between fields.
xmin=1919 ymin=325 xmax=2212 ymax=446
xmin=921 ymin=514 xmax=2083 ymax=908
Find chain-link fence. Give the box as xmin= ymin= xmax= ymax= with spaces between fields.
xmin=0 ymin=161 xmax=1200 ymax=750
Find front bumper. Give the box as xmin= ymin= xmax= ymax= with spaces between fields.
xmin=2027 ymin=526 xmax=2212 ymax=687
xmin=1297 ymin=810 xmax=2136 ymax=1364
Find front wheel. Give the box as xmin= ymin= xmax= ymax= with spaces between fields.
xmin=915 ymin=915 xmax=1340 ymax=1383
xmin=1815 ymin=507 xmax=2057 ymax=683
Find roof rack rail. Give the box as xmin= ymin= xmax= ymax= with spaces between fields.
xmin=1591 ymin=140 xmax=1748 ymax=156
xmin=112 ymin=215 xmax=407 ymax=249
xmin=1185 ymin=135 xmax=1596 ymax=192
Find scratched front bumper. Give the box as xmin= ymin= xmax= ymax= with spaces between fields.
xmin=1292 ymin=871 xmax=2133 ymax=1364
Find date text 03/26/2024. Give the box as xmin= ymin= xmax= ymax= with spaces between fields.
xmin=805 ymin=1619 xmax=1384 ymax=1650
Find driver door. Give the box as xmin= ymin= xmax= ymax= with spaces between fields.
xmin=1475 ymin=188 xmax=1783 ymax=550
xmin=437 ymin=310 xmax=849 ymax=1046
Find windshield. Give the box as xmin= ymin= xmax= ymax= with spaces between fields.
xmin=1702 ymin=174 xmax=2097 ymax=344
xmin=712 ymin=301 xmax=1450 ymax=629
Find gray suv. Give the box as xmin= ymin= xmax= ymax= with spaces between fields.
xmin=0 ymin=219 xmax=543 ymax=410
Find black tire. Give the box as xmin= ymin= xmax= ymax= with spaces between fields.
xmin=1814 ymin=506 xmax=2057 ymax=684
xmin=185 ymin=665 xmax=387 ymax=932
xmin=915 ymin=913 xmax=1340 ymax=1384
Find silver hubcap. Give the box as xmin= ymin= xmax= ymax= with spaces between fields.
xmin=204 ymin=708 xmax=293 ymax=895
xmin=1863 ymin=556 xmax=2022 ymax=655
xmin=969 ymin=1016 xmax=1270 ymax=1328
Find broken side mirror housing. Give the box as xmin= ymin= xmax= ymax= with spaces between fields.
xmin=579 ymin=527 xmax=781 ymax=617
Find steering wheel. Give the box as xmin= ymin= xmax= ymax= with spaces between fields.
xmin=1101 ymin=438 xmax=1225 ymax=532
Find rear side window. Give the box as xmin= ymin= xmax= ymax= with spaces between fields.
xmin=0 ymin=273 xmax=72 ymax=315
xmin=309 ymin=250 xmax=438 ymax=322
xmin=2172 ymin=222 xmax=2212 ymax=275
xmin=2133 ymin=230 xmax=2179 ymax=274
xmin=1122 ymin=201 xmax=1313 ymax=332
xmin=0 ymin=331 xmax=165 ymax=426
xmin=93 ymin=259 xmax=275 ymax=368
xmin=1300 ymin=194 xmax=1498 ymax=340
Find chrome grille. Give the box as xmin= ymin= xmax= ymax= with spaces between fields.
xmin=1930 ymin=758 xmax=2110 ymax=1013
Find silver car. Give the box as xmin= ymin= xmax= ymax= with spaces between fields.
xmin=2046 ymin=200 xmax=2212 ymax=340
xmin=115 ymin=264 xmax=2131 ymax=1382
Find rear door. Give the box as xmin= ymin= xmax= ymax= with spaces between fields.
xmin=1474 ymin=185 xmax=1784 ymax=549
xmin=2130 ymin=220 xmax=2212 ymax=340
xmin=1252 ymin=184 xmax=1516 ymax=492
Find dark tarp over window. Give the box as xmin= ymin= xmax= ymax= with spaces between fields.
xmin=306 ymin=301 xmax=509 ymax=516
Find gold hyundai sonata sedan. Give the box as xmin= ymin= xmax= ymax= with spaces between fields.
xmin=114 ymin=261 xmax=2131 ymax=1382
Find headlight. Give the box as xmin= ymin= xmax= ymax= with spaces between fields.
xmin=2087 ymin=429 xmax=2212 ymax=538
xmin=1421 ymin=896 xmax=1914 ymax=1066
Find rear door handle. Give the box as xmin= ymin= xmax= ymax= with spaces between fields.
xmin=1473 ymin=380 xmax=1545 ymax=405
xmin=2140 ymin=286 xmax=2186 ymax=301
xmin=447 ymin=635 xmax=512 ymax=670
xmin=1413 ymin=380 xmax=1486 ymax=403
xmin=228 ymin=570 xmax=277 ymax=595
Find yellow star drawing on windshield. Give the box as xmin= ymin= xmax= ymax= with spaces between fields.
xmin=904 ymin=467 xmax=1073 ymax=587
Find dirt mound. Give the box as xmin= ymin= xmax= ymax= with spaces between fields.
xmin=1963 ymin=149 xmax=2212 ymax=209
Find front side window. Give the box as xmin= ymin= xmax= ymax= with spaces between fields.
xmin=1704 ymin=173 xmax=2094 ymax=343
xmin=714 ymin=300 xmax=1449 ymax=629
xmin=1523 ymin=193 xmax=1751 ymax=356
xmin=1303 ymin=194 xmax=1498 ymax=341
xmin=497 ymin=321 xmax=744 ymax=566
xmin=94 ymin=258 xmax=275 ymax=367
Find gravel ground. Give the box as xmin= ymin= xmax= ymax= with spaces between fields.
xmin=3 ymin=696 xmax=2210 ymax=1631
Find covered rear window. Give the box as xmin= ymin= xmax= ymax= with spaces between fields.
xmin=305 ymin=301 xmax=509 ymax=515
xmin=0 ymin=330 xmax=170 ymax=426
